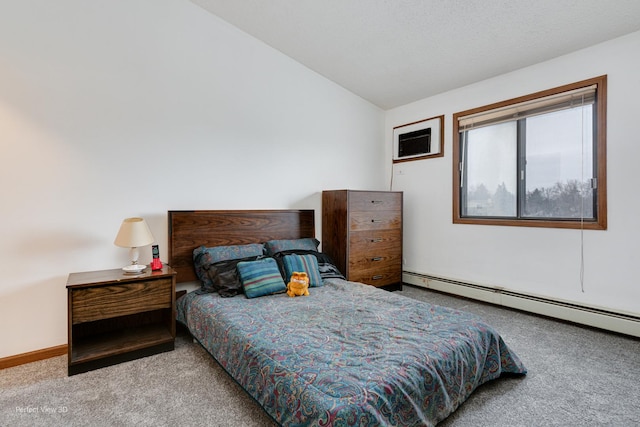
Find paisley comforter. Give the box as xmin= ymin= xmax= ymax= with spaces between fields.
xmin=177 ymin=279 xmax=526 ymax=426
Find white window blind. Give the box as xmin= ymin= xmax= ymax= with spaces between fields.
xmin=457 ymin=85 xmax=597 ymax=132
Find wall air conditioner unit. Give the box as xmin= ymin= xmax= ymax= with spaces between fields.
xmin=393 ymin=115 xmax=444 ymax=162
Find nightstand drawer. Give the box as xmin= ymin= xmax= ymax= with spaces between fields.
xmin=71 ymin=278 xmax=172 ymax=324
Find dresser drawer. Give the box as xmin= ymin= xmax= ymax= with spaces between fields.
xmin=350 ymin=211 xmax=401 ymax=231
xmin=349 ymin=229 xmax=401 ymax=253
xmin=348 ymin=247 xmax=401 ymax=272
xmin=71 ymin=278 xmax=172 ymax=324
xmin=349 ymin=191 xmax=402 ymax=212
xmin=348 ymin=264 xmax=402 ymax=287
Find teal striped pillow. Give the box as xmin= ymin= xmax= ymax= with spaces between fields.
xmin=237 ymin=258 xmax=286 ymax=298
xmin=282 ymin=254 xmax=323 ymax=287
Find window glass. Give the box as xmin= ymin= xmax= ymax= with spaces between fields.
xmin=524 ymin=107 xmax=594 ymax=219
xmin=464 ymin=122 xmax=517 ymax=217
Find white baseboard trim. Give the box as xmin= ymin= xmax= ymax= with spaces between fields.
xmin=403 ymin=271 xmax=640 ymax=338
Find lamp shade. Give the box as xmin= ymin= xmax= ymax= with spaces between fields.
xmin=114 ymin=217 xmax=155 ymax=248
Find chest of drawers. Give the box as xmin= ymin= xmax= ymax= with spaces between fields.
xmin=322 ymin=190 xmax=403 ymax=289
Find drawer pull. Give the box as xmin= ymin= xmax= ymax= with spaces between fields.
xmin=371 ymin=257 xmax=383 ymax=262
xmin=371 ymin=237 xmax=383 ymax=243
xmin=371 ymin=219 xmax=383 ymax=223
xmin=371 ymin=200 xmax=383 ymax=204
xmin=372 ymin=275 xmax=383 ymax=280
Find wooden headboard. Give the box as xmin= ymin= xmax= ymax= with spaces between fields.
xmin=168 ymin=210 xmax=315 ymax=283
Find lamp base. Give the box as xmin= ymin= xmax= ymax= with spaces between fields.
xmin=122 ymin=264 xmax=147 ymax=274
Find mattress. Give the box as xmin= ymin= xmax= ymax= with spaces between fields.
xmin=177 ymin=279 xmax=526 ymax=426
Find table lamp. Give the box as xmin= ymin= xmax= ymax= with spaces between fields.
xmin=114 ymin=217 xmax=155 ymax=272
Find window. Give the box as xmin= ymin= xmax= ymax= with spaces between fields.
xmin=453 ymin=76 xmax=607 ymax=230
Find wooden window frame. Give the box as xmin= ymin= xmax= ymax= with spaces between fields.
xmin=452 ymin=75 xmax=607 ymax=230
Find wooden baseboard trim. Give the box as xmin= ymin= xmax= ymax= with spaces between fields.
xmin=0 ymin=344 xmax=68 ymax=370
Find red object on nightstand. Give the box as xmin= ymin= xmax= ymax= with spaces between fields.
xmin=151 ymin=245 xmax=162 ymax=270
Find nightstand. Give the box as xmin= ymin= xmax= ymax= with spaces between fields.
xmin=66 ymin=266 xmax=176 ymax=375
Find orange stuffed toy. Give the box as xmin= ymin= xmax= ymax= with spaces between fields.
xmin=286 ymin=272 xmax=310 ymax=297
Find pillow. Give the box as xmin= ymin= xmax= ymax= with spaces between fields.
xmin=193 ymin=243 xmax=265 ymax=287
xmin=282 ymin=254 xmax=323 ymax=287
xmin=202 ymin=255 xmax=261 ymax=297
xmin=237 ymin=258 xmax=287 ymax=299
xmin=264 ymin=238 xmax=320 ymax=256
xmin=314 ymin=252 xmax=346 ymax=280
xmin=272 ymin=249 xmax=346 ymax=280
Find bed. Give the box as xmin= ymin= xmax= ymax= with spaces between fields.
xmin=169 ymin=210 xmax=526 ymax=426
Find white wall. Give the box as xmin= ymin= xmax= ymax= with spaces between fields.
xmin=0 ymin=0 xmax=384 ymax=358
xmin=386 ymin=31 xmax=640 ymax=317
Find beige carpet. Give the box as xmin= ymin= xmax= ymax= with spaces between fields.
xmin=1 ymin=286 xmax=639 ymax=426
xmin=1 ymin=334 xmax=276 ymax=427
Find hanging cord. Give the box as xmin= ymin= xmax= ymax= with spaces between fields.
xmin=580 ymin=212 xmax=585 ymax=292
xmin=390 ymin=126 xmax=396 ymax=191
xmin=390 ymin=153 xmax=395 ymax=191
xmin=579 ymin=94 xmax=586 ymax=293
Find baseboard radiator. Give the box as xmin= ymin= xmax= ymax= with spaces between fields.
xmin=403 ymin=271 xmax=640 ymax=339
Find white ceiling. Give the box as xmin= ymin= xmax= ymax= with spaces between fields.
xmin=191 ymin=0 xmax=640 ymax=109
